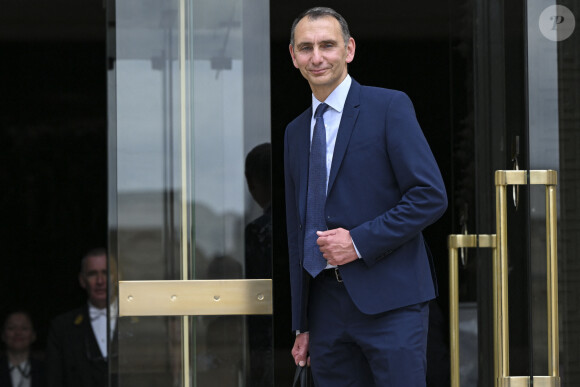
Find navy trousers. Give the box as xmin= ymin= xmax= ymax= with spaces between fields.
xmin=308 ymin=270 xmax=429 ymax=387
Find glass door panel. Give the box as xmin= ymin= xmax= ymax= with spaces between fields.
xmin=527 ymin=1 xmax=579 ymax=385
xmin=527 ymin=1 xmax=561 ymax=380
xmin=108 ymin=0 xmax=272 ymax=386
xmin=449 ymin=0 xmax=580 ymax=386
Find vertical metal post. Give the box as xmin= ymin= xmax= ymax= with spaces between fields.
xmin=179 ymin=0 xmax=190 ymax=385
xmin=495 ymin=175 xmax=510 ymax=383
xmin=493 ymin=170 xmax=560 ymax=387
xmin=546 ymin=184 xmax=559 ymax=378
xmin=448 ymin=234 xmax=496 ymax=387
xmin=449 ymin=240 xmax=460 ymax=387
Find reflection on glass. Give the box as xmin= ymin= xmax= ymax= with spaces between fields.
xmin=527 ymin=1 xmax=580 ymax=384
xmin=111 ymin=0 xmax=271 ymax=385
xmin=113 ymin=0 xmax=184 ymax=384
xmin=188 ymin=0 xmax=271 ymax=384
xmin=244 ymin=143 xmax=273 ymax=386
xmin=244 ymin=143 xmax=272 ymax=280
xmin=527 ymin=0 xmax=560 ymax=379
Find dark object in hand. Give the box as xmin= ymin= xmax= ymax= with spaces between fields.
xmin=293 ymin=365 xmax=314 ymax=387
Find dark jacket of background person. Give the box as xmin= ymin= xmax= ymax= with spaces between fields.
xmin=0 ymin=355 xmax=46 ymax=387
xmin=45 ymin=305 xmax=107 ymax=387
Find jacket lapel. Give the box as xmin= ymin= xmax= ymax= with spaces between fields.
xmin=297 ymin=107 xmax=312 ymax=224
xmin=328 ymin=80 xmax=361 ymax=194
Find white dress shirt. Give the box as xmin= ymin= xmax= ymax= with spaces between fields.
xmin=9 ymin=359 xmax=31 ymax=387
xmin=297 ymin=76 xmax=356 ymax=335
xmin=310 ymin=75 xmax=352 ymax=190
xmin=310 ymin=75 xmax=362 ymax=265
xmin=89 ymin=302 xmax=118 ymax=359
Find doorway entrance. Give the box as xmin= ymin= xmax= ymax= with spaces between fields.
xmin=108 ymin=1 xmax=580 ymax=386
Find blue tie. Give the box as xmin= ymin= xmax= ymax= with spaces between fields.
xmin=303 ymin=103 xmax=330 ymax=277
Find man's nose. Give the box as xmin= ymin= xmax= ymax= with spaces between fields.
xmin=311 ymin=48 xmax=323 ymax=63
xmin=97 ymin=273 xmax=106 ymax=284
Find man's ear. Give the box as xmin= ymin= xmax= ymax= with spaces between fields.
xmin=346 ymin=37 xmax=356 ymax=64
xmin=289 ymin=44 xmax=299 ymax=69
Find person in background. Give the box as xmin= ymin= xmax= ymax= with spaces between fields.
xmin=0 ymin=310 xmax=46 ymax=387
xmin=244 ymin=143 xmax=274 ymax=386
xmin=46 ymin=248 xmax=114 ymax=387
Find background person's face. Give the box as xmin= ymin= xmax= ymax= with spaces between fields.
xmin=79 ymin=254 xmax=108 ymax=309
xmin=1 ymin=313 xmax=36 ymax=353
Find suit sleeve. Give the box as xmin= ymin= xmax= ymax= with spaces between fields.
xmin=349 ymin=91 xmax=447 ymax=266
xmin=284 ymin=125 xmax=307 ymax=331
xmin=284 ymin=126 xmax=299 ymax=264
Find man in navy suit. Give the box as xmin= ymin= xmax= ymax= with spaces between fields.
xmin=284 ymin=7 xmax=447 ymax=386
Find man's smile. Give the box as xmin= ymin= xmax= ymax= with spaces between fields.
xmin=309 ymin=68 xmax=329 ymax=75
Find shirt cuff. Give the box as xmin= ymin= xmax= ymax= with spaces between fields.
xmin=352 ymin=239 xmax=362 ymax=259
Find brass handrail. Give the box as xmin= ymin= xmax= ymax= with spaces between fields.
xmin=494 ymin=170 xmax=560 ymax=386
xmin=448 ymin=234 xmax=496 ymax=387
xmin=118 ymin=279 xmax=273 ymax=316
xmin=448 ymin=170 xmax=560 ymax=387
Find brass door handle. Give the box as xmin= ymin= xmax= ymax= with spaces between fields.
xmin=494 ymin=170 xmax=559 ymax=385
xmin=448 ymin=170 xmax=560 ymax=387
xmin=448 ymin=234 xmax=496 ymax=387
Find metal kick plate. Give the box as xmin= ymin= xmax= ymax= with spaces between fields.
xmin=119 ymin=279 xmax=273 ymax=316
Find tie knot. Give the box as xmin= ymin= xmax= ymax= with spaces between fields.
xmin=314 ymin=103 xmax=329 ymax=118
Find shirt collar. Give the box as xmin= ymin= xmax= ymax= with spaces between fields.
xmin=9 ymin=359 xmax=29 ymax=370
xmin=88 ymin=303 xmax=106 ymax=320
xmin=88 ymin=301 xmax=118 ymax=319
xmin=311 ymin=74 xmax=352 ymax=116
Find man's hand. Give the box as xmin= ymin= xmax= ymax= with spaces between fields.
xmin=292 ymin=332 xmax=310 ymax=366
xmin=317 ymin=228 xmax=358 ymax=266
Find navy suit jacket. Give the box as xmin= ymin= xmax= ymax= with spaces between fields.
xmin=284 ymin=79 xmax=448 ymax=332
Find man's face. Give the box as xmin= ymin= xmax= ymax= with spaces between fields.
xmin=79 ymin=254 xmax=108 ymax=309
xmin=1 ymin=312 xmax=36 ymax=352
xmin=289 ymin=16 xmax=355 ymax=100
